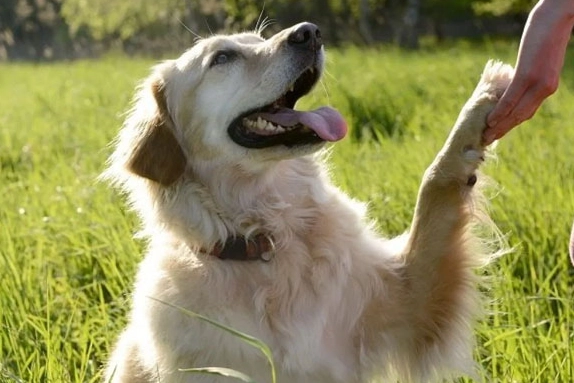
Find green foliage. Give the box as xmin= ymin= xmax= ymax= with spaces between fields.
xmin=61 ymin=0 xmax=186 ymax=40
xmin=223 ymin=0 xmax=266 ymax=30
xmin=1 ymin=0 xmax=537 ymax=59
xmin=1 ymin=42 xmax=573 ymax=382
xmin=423 ymin=0 xmax=476 ymax=19
xmin=473 ymin=0 xmax=537 ymax=15
xmin=344 ymin=85 xmax=414 ymax=141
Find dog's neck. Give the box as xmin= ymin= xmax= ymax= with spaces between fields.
xmin=192 ymin=156 xmax=322 ymax=214
xmin=173 ymin=156 xmax=328 ymax=258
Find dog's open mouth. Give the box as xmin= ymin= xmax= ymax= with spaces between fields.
xmin=228 ymin=66 xmax=347 ymax=149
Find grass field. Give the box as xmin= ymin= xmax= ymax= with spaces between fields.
xmin=1 ymin=40 xmax=573 ymax=382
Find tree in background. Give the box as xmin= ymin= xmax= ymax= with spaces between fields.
xmin=0 ymin=0 xmax=538 ymax=60
xmin=61 ymin=0 xmax=193 ymax=53
xmin=0 ymin=0 xmax=68 ymax=60
xmin=473 ymin=0 xmax=537 ymax=16
xmin=423 ymin=0 xmax=475 ymax=41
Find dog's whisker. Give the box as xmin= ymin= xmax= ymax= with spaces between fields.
xmin=318 ymin=79 xmax=331 ymax=105
xmin=255 ymin=4 xmax=267 ymax=34
xmin=258 ymin=17 xmax=276 ymax=35
xmin=203 ymin=18 xmax=215 ymax=37
xmin=177 ymin=18 xmax=203 ymax=41
xmin=322 ymin=68 xmax=340 ymax=85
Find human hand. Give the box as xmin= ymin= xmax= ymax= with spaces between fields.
xmin=484 ymin=0 xmax=574 ymax=145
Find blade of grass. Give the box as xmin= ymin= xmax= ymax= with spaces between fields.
xmin=180 ymin=367 xmax=257 ymax=382
xmin=148 ymin=297 xmax=277 ymax=383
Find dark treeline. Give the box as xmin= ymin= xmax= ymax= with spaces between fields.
xmin=0 ymin=0 xmax=536 ymax=61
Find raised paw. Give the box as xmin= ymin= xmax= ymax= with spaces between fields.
xmin=434 ymin=60 xmax=514 ymax=184
xmin=455 ymin=60 xmax=513 ymax=148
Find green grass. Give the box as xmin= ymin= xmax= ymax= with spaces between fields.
xmin=1 ymin=41 xmax=573 ymax=382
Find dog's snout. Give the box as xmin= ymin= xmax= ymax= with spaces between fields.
xmin=287 ymin=23 xmax=322 ymax=50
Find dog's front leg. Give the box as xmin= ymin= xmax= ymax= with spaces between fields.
xmin=404 ymin=100 xmax=493 ymax=275
xmin=391 ymin=61 xmax=514 ymax=380
xmin=404 ymin=61 xmax=514 ymax=288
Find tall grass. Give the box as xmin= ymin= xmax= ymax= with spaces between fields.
xmin=1 ymin=41 xmax=572 ymax=382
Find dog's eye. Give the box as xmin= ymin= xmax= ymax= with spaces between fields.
xmin=210 ymin=50 xmax=237 ymax=67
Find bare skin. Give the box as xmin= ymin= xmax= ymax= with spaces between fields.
xmin=483 ymin=0 xmax=574 ymax=144
xmin=483 ymin=0 xmax=574 ymax=266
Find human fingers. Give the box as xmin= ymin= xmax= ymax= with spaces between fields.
xmin=483 ymin=85 xmax=544 ymax=144
xmin=486 ymin=77 xmax=528 ymax=128
xmin=483 ymin=80 xmax=528 ymax=144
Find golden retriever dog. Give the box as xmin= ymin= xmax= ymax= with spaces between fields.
xmin=103 ymin=22 xmax=512 ymax=383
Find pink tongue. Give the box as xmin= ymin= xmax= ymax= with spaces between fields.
xmin=255 ymin=106 xmax=347 ymax=142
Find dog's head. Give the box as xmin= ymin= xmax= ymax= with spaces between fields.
xmin=112 ymin=22 xmax=347 ymax=186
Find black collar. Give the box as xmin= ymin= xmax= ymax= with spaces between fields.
xmin=204 ymin=233 xmax=275 ymax=261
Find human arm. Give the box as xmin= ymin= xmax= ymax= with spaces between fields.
xmin=483 ymin=0 xmax=574 ymax=144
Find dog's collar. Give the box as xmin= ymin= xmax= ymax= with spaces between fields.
xmin=204 ymin=233 xmax=275 ymax=262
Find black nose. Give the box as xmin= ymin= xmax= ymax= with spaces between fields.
xmin=287 ymin=23 xmax=322 ymax=50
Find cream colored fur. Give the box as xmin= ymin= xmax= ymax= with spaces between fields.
xmin=103 ymin=23 xmax=513 ymax=383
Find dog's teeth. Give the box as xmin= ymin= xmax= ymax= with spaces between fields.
xmin=243 ymin=118 xmax=252 ymax=128
xmin=244 ymin=117 xmax=287 ymax=135
xmin=289 ymin=84 xmax=295 ymax=92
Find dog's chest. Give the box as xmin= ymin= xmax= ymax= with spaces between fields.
xmin=215 ymin=262 xmax=361 ymax=382
xmin=177 ymin=260 xmax=360 ymax=382
xmin=143 ymin=234 xmax=365 ymax=382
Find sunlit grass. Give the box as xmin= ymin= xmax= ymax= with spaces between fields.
xmin=1 ymin=41 xmax=573 ymax=382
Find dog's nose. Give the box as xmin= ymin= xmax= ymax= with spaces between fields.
xmin=287 ymin=23 xmax=322 ymax=50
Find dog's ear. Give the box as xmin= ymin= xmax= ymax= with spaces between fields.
xmin=126 ymin=78 xmax=187 ymax=186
